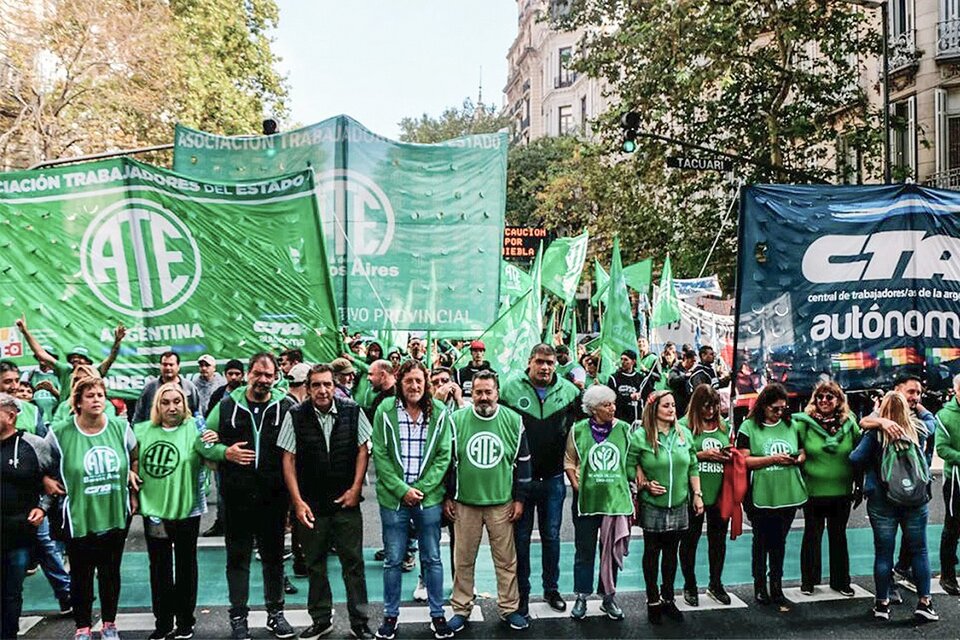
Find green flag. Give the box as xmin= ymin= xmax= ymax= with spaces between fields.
xmin=651 ymin=254 xmax=682 ymax=327
xmin=591 ymin=259 xmax=609 ymax=306
xmin=0 ymin=158 xmax=340 ymax=399
xmin=598 ymin=237 xmax=638 ymax=384
xmin=500 ymin=260 xmax=533 ymax=308
xmin=623 ymin=258 xmax=653 ymax=293
xmin=540 ymin=232 xmax=589 ymax=304
xmin=563 ymin=306 xmax=577 ymax=353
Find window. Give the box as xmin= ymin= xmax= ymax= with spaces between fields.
xmin=890 ymin=96 xmax=916 ymax=179
xmin=935 ymin=88 xmax=960 ymax=184
xmin=558 ymin=105 xmax=573 ymax=135
xmin=836 ymin=134 xmax=861 ymax=185
xmin=888 ymin=0 xmax=917 ymax=70
xmin=557 ymin=47 xmax=577 ymax=88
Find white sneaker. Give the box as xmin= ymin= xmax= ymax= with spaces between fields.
xmin=413 ymin=577 xmax=427 ymax=602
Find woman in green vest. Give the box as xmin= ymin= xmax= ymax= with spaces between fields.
xmin=45 ymin=377 xmax=137 ymax=640
xmin=793 ymin=380 xmax=860 ymax=597
xmin=628 ymin=390 xmax=702 ymax=625
xmin=134 ymin=382 xmax=245 ymax=640
xmin=564 ymin=385 xmax=633 ymax=622
xmin=736 ymin=382 xmax=807 ymax=608
xmin=678 ymin=384 xmax=733 ymax=607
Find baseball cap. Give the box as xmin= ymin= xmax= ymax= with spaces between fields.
xmin=197 ymin=354 xmax=216 ymax=366
xmin=67 ymin=346 xmax=92 ymax=363
xmin=470 ymin=340 xmax=486 ymax=351
xmin=0 ymin=393 xmax=21 ymax=413
xmin=287 ymin=363 xmax=311 ymax=384
xmin=330 ymin=358 xmax=356 ymax=376
xmin=621 ymin=349 xmax=638 ymax=361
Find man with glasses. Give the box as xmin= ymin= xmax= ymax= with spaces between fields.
xmin=431 ymin=367 xmax=467 ymax=412
xmin=195 ymin=354 xmax=226 ymax=416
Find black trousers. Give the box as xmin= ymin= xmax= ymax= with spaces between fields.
xmin=679 ymin=503 xmax=729 ymax=591
xmin=65 ymin=528 xmax=128 ymax=629
xmin=642 ymin=530 xmax=683 ymax=603
xmin=748 ymin=507 xmax=796 ymax=583
xmin=941 ymin=479 xmax=960 ymax=581
xmin=224 ymin=493 xmax=288 ymax=618
xmin=145 ymin=516 xmax=201 ymax=631
xmin=800 ymin=496 xmax=851 ymax=590
xmin=299 ymin=508 xmax=368 ymax=627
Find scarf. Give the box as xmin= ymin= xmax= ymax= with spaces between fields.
xmin=590 ymin=417 xmax=614 ymax=444
xmin=810 ymin=411 xmax=851 ymax=453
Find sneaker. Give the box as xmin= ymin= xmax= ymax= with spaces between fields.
xmin=430 ymin=616 xmax=454 ymax=639
xmin=800 ymin=584 xmax=814 ymax=596
xmin=74 ymin=628 xmax=93 ymax=640
xmin=349 ymin=624 xmax=375 ymax=639
xmin=284 ymin=576 xmax=299 ymax=595
xmin=148 ymin=629 xmax=172 ymax=640
xmin=893 ymin=568 xmax=917 ymax=593
xmin=833 ymin=585 xmax=856 ymax=597
xmin=662 ymin=600 xmax=684 ymax=622
xmin=873 ymin=601 xmax=890 ymax=620
xmin=683 ymin=588 xmax=699 ymax=607
xmin=173 ymin=627 xmax=194 ymax=640
xmin=447 ymin=615 xmax=468 ymax=633
xmin=600 ymin=595 xmax=624 ymax=621
xmin=267 ymin=612 xmax=296 ymax=639
xmin=374 ymin=548 xmax=386 ymax=562
xmin=293 ymin=562 xmax=309 ymax=579
xmin=914 ymin=600 xmax=939 ymax=622
xmin=706 ymin=584 xmax=731 ymax=606
xmin=504 ymin=612 xmax=529 ymax=631
xmin=101 ymin=622 xmax=120 ymax=640
xmin=754 ymin=583 xmax=770 ymax=605
xmin=939 ymin=576 xmax=960 ymax=596
xmin=413 ymin=576 xmax=427 ymax=602
xmin=202 ymin=521 xmax=224 ymax=537
xmin=375 ymin=617 xmax=398 ymax=640
xmin=544 ymin=590 xmax=566 ymax=612
xmin=570 ymin=594 xmax=588 ymax=620
xmin=402 ymin=552 xmax=416 ymax=572
xmin=58 ymin=594 xmax=73 ymax=615
xmin=230 ymin=616 xmax=251 ymax=640
xmin=299 ymin=621 xmax=333 ymax=639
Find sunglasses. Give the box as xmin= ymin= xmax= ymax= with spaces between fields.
xmin=815 ymin=393 xmax=836 ymax=401
xmin=768 ymin=404 xmax=787 ymax=414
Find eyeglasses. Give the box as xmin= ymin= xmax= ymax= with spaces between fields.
xmin=768 ymin=405 xmax=787 ymax=414
xmin=815 ymin=393 xmax=836 ymax=401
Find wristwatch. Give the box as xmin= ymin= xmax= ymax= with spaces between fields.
xmin=693 ymin=491 xmax=703 ymax=498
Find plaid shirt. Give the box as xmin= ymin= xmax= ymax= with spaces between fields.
xmin=396 ymin=399 xmax=428 ymax=484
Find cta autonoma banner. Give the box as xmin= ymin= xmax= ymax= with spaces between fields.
xmin=173 ymin=115 xmax=508 ymax=332
xmin=735 ymin=184 xmax=960 ymax=395
xmin=0 ymin=158 xmax=340 ymax=398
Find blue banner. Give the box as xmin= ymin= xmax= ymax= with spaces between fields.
xmin=735 ymin=184 xmax=960 ymax=395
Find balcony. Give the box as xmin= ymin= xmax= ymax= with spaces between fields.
xmin=888 ymin=29 xmax=920 ymax=74
xmin=924 ymin=167 xmax=960 ymax=190
xmin=554 ymin=72 xmax=578 ymax=89
xmin=937 ymin=17 xmax=960 ymax=60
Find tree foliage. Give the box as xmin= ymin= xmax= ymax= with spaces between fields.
xmin=0 ymin=0 xmax=288 ymax=169
xmin=397 ymin=98 xmax=511 ymax=143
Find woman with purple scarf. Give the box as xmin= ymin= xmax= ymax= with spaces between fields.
xmin=563 ymin=385 xmax=634 ymax=622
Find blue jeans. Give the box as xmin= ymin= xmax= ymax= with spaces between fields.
xmin=514 ymin=474 xmax=565 ymax=599
xmin=867 ymin=493 xmax=931 ymax=601
xmin=34 ymin=518 xmax=71 ymax=600
xmin=2 ymin=546 xmax=31 ymax=639
xmin=381 ymin=504 xmax=444 ymax=618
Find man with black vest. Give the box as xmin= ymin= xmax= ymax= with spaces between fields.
xmin=279 ymin=364 xmax=373 ymax=640
xmin=206 ymin=353 xmax=299 ymax=640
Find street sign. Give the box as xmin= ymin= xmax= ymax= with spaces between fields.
xmin=502 ymin=226 xmax=548 ymax=261
xmin=666 ymin=155 xmax=733 ymax=172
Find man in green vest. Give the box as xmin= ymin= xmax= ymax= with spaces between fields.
xmin=444 ymin=371 xmax=532 ymax=633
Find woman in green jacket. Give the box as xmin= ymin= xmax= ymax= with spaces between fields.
xmin=371 ymin=360 xmax=454 ymax=640
xmin=133 ymin=382 xmax=249 ymax=640
xmin=736 ymin=382 xmax=807 ymax=608
xmin=628 ymin=390 xmax=703 ymax=624
xmin=793 ymin=380 xmax=860 ymax=597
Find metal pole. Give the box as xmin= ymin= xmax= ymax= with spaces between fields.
xmin=881 ymin=1 xmax=891 ymax=183
xmin=28 ymin=143 xmax=175 ymax=170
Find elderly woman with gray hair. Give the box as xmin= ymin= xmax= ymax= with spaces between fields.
xmin=563 ymin=385 xmax=634 ymax=622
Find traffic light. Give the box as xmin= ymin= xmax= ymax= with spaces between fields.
xmin=620 ymin=111 xmax=640 ymax=153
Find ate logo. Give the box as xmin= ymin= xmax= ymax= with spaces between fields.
xmin=588 ymin=441 xmax=621 ymax=472
xmin=767 ymin=439 xmax=793 ymax=457
xmin=83 ymin=446 xmax=121 ymax=478
xmin=316 ymin=169 xmax=395 ymax=257
xmin=142 ymin=441 xmax=181 ymax=479
xmin=466 ymin=432 xmax=505 ymax=469
xmin=80 ymin=199 xmax=202 ymax=318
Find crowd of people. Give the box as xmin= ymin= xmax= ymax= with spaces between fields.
xmin=2 ymin=313 xmax=959 ymax=640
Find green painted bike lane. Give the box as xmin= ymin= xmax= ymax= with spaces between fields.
xmin=22 ymin=525 xmax=945 ymax=613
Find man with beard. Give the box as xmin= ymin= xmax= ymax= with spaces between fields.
xmin=457 ymin=341 xmax=494 ymax=398
xmin=206 ymin=353 xmax=300 ymax=640
xmin=444 ymin=371 xmax=531 ymax=633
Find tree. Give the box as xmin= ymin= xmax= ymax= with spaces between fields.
xmin=397 ymin=98 xmax=511 ymax=143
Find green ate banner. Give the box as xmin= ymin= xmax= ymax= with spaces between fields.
xmin=0 ymin=158 xmax=340 ymax=398
xmin=173 ymin=115 xmax=508 ymax=332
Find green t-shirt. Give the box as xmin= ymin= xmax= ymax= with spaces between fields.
xmin=792 ymin=412 xmax=860 ymax=498
xmin=53 ymin=361 xmax=75 ymax=399
xmin=49 ymin=416 xmax=135 ymax=537
xmin=679 ymin=416 xmax=731 ymax=507
xmin=573 ymin=419 xmax=634 ymax=516
xmin=452 ymin=405 xmax=522 ymax=506
xmin=739 ymin=418 xmax=807 ymax=509
xmin=28 ymin=369 xmax=61 ymax=418
xmin=16 ymin=401 xmax=41 ymax=435
xmin=627 ymin=424 xmax=699 ymax=509
xmin=134 ymin=418 xmax=225 ymax=520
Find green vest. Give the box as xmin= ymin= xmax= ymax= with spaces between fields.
xmin=679 ymin=416 xmax=731 ymax=507
xmin=573 ymin=419 xmax=634 ymax=516
xmin=452 ymin=405 xmax=522 ymax=506
xmin=53 ymin=416 xmax=132 ymax=537
xmin=134 ymin=418 xmax=225 ymax=520
xmin=740 ymin=418 xmax=807 ymax=509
